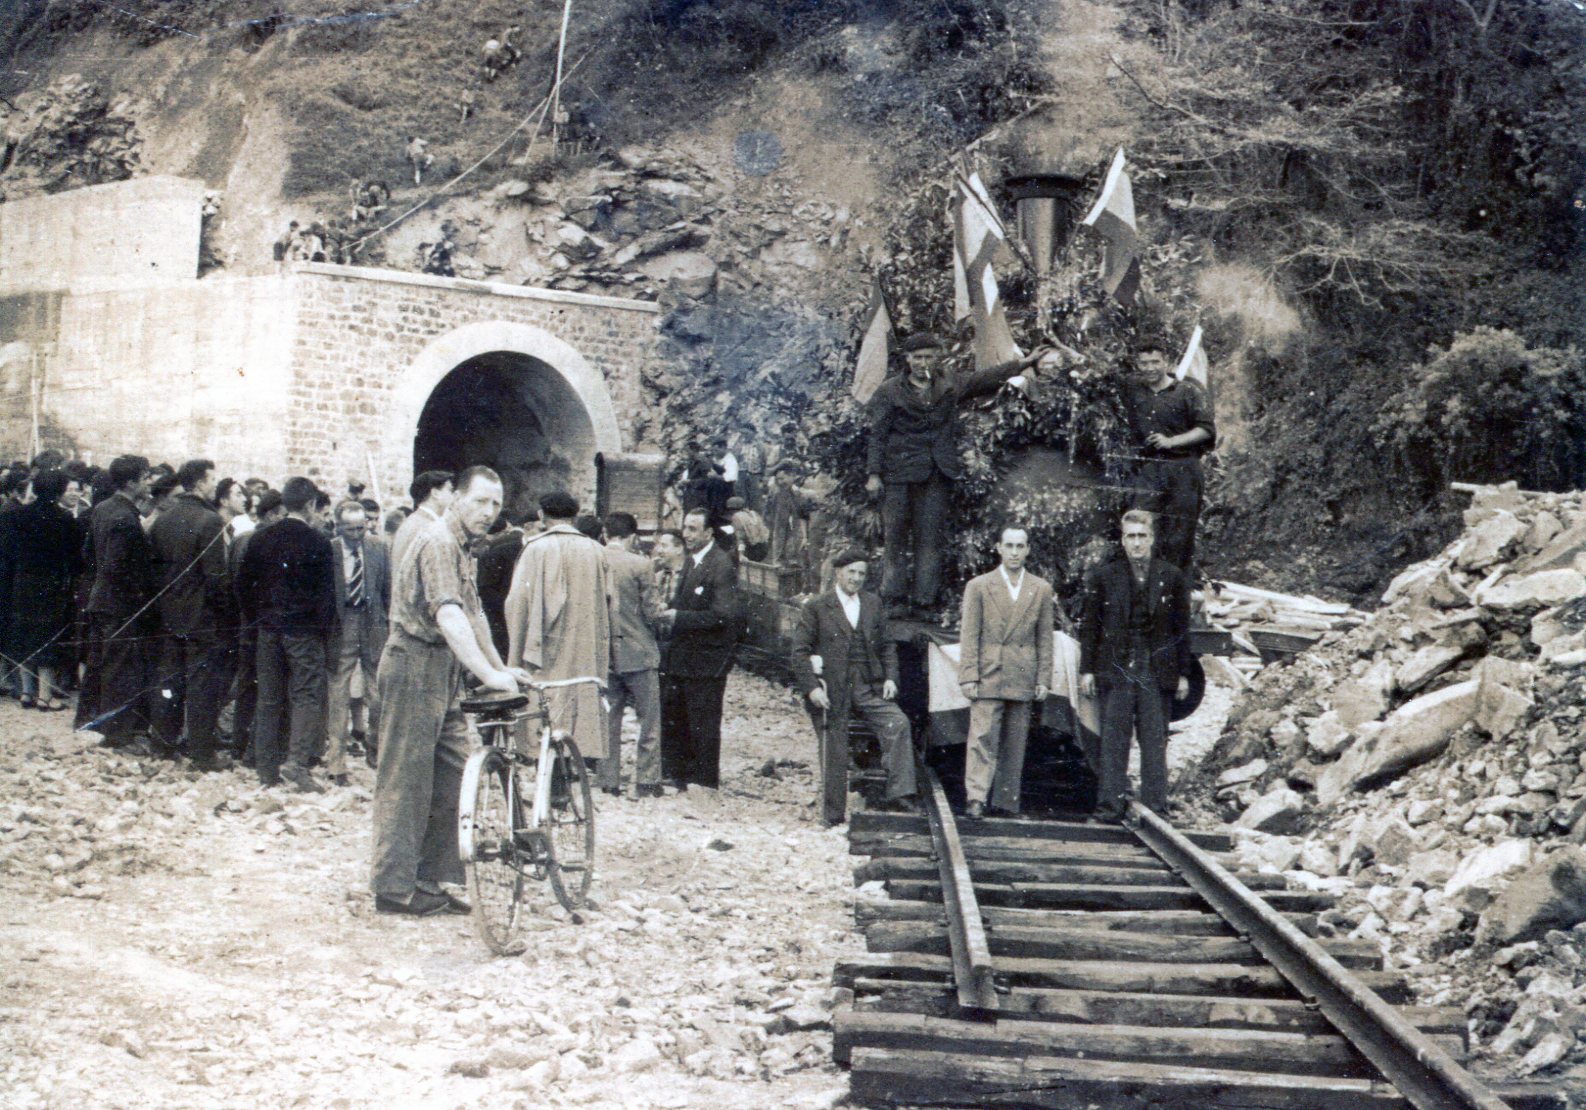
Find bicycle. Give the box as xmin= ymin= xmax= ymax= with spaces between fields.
xmin=457 ymin=676 xmax=600 ymax=953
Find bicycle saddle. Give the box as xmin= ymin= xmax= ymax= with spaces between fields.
xmin=460 ymin=690 xmax=529 ymax=716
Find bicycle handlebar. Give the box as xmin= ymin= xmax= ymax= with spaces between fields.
xmin=526 ymin=676 xmax=604 ymax=691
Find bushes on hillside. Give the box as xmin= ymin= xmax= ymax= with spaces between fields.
xmin=1375 ymin=328 xmax=1586 ymax=495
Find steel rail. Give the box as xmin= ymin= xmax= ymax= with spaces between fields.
xmin=920 ymin=769 xmax=998 ymax=1013
xmin=1126 ymin=801 xmax=1512 ymax=1110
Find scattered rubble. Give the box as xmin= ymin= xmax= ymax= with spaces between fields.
xmin=1196 ymin=482 xmax=1586 ymax=1086
xmin=0 ymin=672 xmax=857 ymax=1108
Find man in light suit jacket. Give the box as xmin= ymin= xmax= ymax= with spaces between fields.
xmin=601 ymin=512 xmax=664 ymax=798
xmin=328 ymin=500 xmax=390 ymax=784
xmin=958 ymin=525 xmax=1054 ymax=818
xmin=1079 ymin=510 xmax=1192 ymax=822
xmin=659 ymin=507 xmax=739 ymax=790
xmin=792 ymin=549 xmax=917 ymax=826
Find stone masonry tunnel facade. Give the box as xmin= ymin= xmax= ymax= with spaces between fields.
xmin=0 ymin=177 xmax=662 ymax=509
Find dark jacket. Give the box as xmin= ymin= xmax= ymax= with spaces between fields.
xmin=84 ymin=492 xmax=155 ymax=620
xmin=236 ymin=517 xmax=336 ymax=636
xmin=790 ymin=589 xmax=897 ymax=708
xmin=1079 ymin=557 xmax=1192 ymax=692
xmin=331 ymin=534 xmax=391 ymax=625
xmin=865 ymin=359 xmax=1025 ymax=484
xmin=149 ymin=492 xmax=231 ymax=636
xmin=662 ymin=543 xmax=738 ymax=679
xmin=2 ymin=499 xmax=84 ymax=665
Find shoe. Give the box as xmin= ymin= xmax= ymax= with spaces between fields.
xmin=36 ymin=699 xmax=67 ymax=712
xmin=19 ymin=695 xmax=35 ymax=709
xmin=438 ymin=890 xmax=471 ymax=915
xmin=280 ymin=763 xmax=327 ymax=794
xmin=965 ymin=801 xmax=985 ymax=819
xmin=364 ymin=744 xmax=378 ymax=770
xmin=635 ymin=784 xmax=664 ymax=799
xmin=332 ymin=773 xmax=351 ymax=787
xmin=601 ymin=785 xmax=622 ymax=797
xmin=188 ymin=753 xmax=234 ymax=773
xmin=375 ymin=891 xmax=450 ymax=917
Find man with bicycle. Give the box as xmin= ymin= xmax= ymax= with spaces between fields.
xmin=370 ymin=465 xmax=530 ymax=918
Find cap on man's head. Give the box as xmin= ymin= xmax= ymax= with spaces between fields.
xmin=832 ymin=548 xmax=869 ymax=570
xmin=902 ymin=333 xmax=947 ymax=353
xmin=725 ymin=496 xmax=746 ymax=510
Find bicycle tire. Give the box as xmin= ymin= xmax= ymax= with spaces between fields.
xmin=461 ymin=750 xmax=529 ymax=954
xmin=543 ymin=737 xmax=595 ymax=913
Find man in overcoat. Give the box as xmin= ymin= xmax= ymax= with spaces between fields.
xmin=1079 ymin=510 xmax=1192 ymax=821
xmin=505 ymin=492 xmax=610 ymax=762
xmin=792 ymin=549 xmax=917 ymax=826
xmin=659 ymin=507 xmax=738 ymax=790
xmin=82 ymin=455 xmax=157 ymax=751
xmin=958 ymin=526 xmax=1054 ymax=818
xmin=149 ymin=459 xmax=234 ymax=769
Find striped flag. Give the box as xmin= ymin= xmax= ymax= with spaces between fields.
xmin=852 ymin=278 xmax=892 ymax=404
xmin=1175 ymin=325 xmax=1209 ymax=388
xmin=950 ymin=194 xmax=971 ymax=322
xmin=1081 ymin=148 xmax=1140 ymax=306
xmin=954 ymin=170 xmax=1024 ymax=371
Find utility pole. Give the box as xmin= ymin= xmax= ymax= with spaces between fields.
xmin=551 ymin=0 xmax=573 ymax=155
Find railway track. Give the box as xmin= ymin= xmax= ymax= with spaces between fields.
xmin=833 ymin=769 xmax=1564 ymax=1110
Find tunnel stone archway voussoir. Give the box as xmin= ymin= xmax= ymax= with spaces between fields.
xmin=386 ymin=321 xmax=623 ymax=512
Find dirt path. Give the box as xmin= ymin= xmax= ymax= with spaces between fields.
xmin=0 ymin=671 xmax=854 ymax=1109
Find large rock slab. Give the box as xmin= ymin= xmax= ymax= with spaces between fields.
xmin=1515 ymin=517 xmax=1586 ymax=574
xmin=1476 ymin=846 xmax=1586 ymax=946
xmin=1331 ymin=659 xmax=1394 ymax=729
xmin=1395 ymin=644 xmax=1464 ymax=694
xmin=1444 ymin=839 xmax=1534 ymax=913
xmin=637 ymin=250 xmax=717 ymax=298
xmin=1316 ymin=680 xmax=1479 ymax=805
xmin=1304 ymin=712 xmax=1351 ymax=759
xmin=1456 ymin=511 xmax=1525 ymax=570
xmin=1476 ymin=569 xmax=1585 ymax=612
xmin=1472 ymin=656 xmax=1535 ymax=740
xmin=1235 ymin=788 xmax=1306 ymax=834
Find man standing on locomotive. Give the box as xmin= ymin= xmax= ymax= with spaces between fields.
xmin=370 ymin=466 xmax=530 ymax=918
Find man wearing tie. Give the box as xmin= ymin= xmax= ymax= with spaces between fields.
xmin=659 ymin=509 xmax=738 ymax=790
xmin=792 ymin=549 xmax=916 ymax=826
xmin=328 ymin=500 xmax=390 ymax=785
xmin=958 ymin=525 xmax=1054 ymax=819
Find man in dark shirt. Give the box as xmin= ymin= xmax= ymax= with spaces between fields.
xmin=237 ymin=477 xmax=336 ymax=792
xmin=865 ymin=334 xmax=1049 ymax=619
xmin=1079 ymin=511 xmax=1192 ymax=822
xmin=230 ymin=490 xmax=285 ymax=765
xmin=149 ymin=459 xmax=235 ymax=771
xmin=81 ymin=455 xmax=157 ymax=751
xmin=1125 ymin=346 xmax=1216 ymax=575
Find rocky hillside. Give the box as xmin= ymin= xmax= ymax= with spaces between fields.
xmin=2 ymin=0 xmax=1583 ymax=595
xmin=1182 ymin=485 xmax=1586 ymax=1087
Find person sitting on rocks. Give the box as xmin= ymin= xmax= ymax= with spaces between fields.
xmin=457 ymin=88 xmax=476 ymax=125
xmin=420 ymin=223 xmax=457 ymax=277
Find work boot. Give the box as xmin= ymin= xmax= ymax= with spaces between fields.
xmin=280 ymin=762 xmax=327 ymax=794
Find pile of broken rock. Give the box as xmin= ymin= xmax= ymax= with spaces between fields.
xmin=1184 ymin=482 xmax=1586 ymax=1081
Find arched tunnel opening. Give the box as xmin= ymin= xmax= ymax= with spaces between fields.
xmin=413 ymin=350 xmax=596 ymax=523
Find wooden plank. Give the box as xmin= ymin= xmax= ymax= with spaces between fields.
xmin=854 ymin=898 xmax=1321 ymax=937
xmin=920 ymin=768 xmax=996 ymax=1012
xmin=864 ymin=921 xmax=1382 ymax=971
xmin=886 ymin=878 xmax=1336 ymax=913
xmin=832 ymin=951 xmax=1413 ymax=1003
xmin=850 ymin=980 xmax=1465 ymax=1040
xmin=857 ymin=855 xmax=1291 ymax=890
xmin=851 ymin=809 xmax=1233 ymax=851
xmin=834 ymin=1009 xmax=1466 ymax=1077
xmin=848 ymin=1047 xmax=1412 ymax=1109
xmin=851 ymin=831 xmax=1244 ymax=870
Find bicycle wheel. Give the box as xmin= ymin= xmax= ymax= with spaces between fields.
xmin=460 ymin=750 xmax=529 ymax=954
xmin=543 ymin=738 xmax=594 ymax=912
